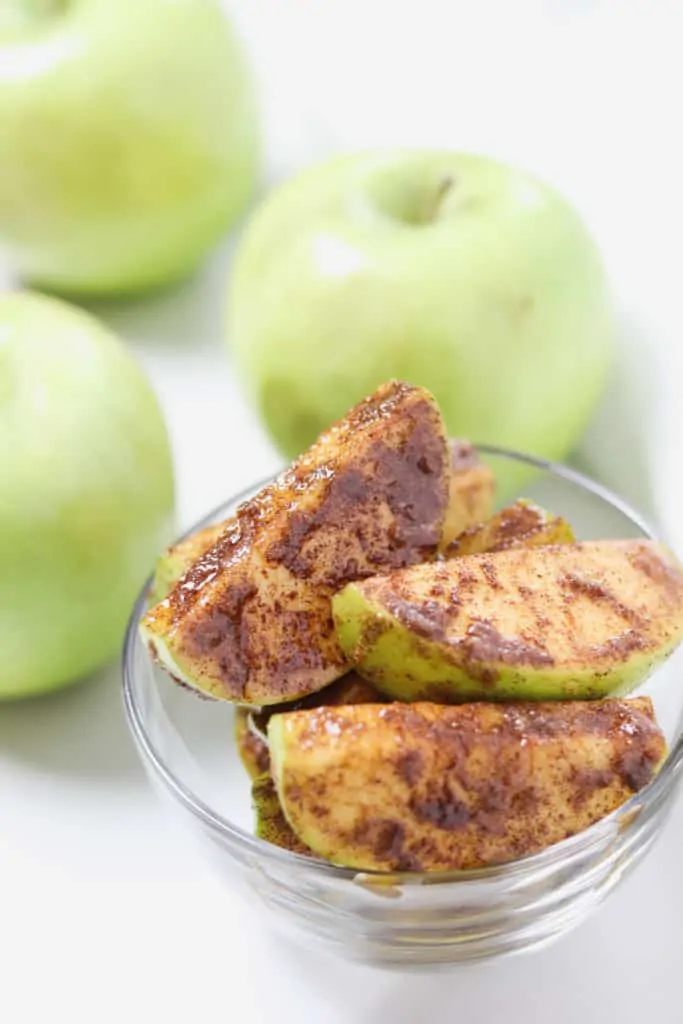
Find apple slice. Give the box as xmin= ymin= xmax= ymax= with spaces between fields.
xmin=441 ymin=440 xmax=496 ymax=548
xmin=149 ymin=522 xmax=224 ymax=604
xmin=142 ymin=381 xmax=450 ymax=705
xmin=234 ymin=708 xmax=270 ymax=781
xmin=269 ymin=698 xmax=666 ymax=871
xmin=444 ymin=498 xmax=573 ymax=558
xmin=252 ymin=773 xmax=314 ymax=856
xmin=333 ymin=539 xmax=683 ymax=702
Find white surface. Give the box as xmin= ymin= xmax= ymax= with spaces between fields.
xmin=2 ymin=1 xmax=683 ymax=1021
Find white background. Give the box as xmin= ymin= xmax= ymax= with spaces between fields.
xmin=2 ymin=1 xmax=683 ymax=1021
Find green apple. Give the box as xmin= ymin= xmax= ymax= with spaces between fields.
xmin=0 ymin=0 xmax=259 ymax=296
xmin=0 ymin=290 xmax=174 ymax=698
xmin=227 ymin=152 xmax=613 ymax=492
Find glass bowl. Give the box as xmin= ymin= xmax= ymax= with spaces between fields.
xmin=122 ymin=446 xmax=683 ymax=969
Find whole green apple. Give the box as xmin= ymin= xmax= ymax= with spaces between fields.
xmin=0 ymin=291 xmax=174 ymax=699
xmin=227 ymin=152 xmax=613 ymax=491
xmin=0 ymin=0 xmax=259 ymax=296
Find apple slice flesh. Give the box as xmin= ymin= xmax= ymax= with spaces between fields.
xmin=269 ymin=698 xmax=666 ymax=871
xmin=444 ymin=498 xmax=573 ymax=558
xmin=141 ymin=380 xmax=450 ymax=705
xmin=234 ymin=708 xmax=271 ymax=781
xmin=333 ymin=539 xmax=683 ymax=702
xmin=149 ymin=522 xmax=224 ymax=604
xmin=252 ymin=773 xmax=314 ymax=856
xmin=441 ymin=440 xmax=496 ymax=548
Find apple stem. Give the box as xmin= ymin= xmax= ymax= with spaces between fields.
xmin=422 ymin=175 xmax=457 ymax=224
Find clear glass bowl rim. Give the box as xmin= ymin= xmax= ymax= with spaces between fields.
xmin=122 ymin=443 xmax=683 ymax=887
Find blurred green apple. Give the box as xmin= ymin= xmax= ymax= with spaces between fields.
xmin=0 ymin=0 xmax=259 ymax=296
xmin=227 ymin=152 xmax=613 ymax=489
xmin=0 ymin=291 xmax=174 ymax=699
